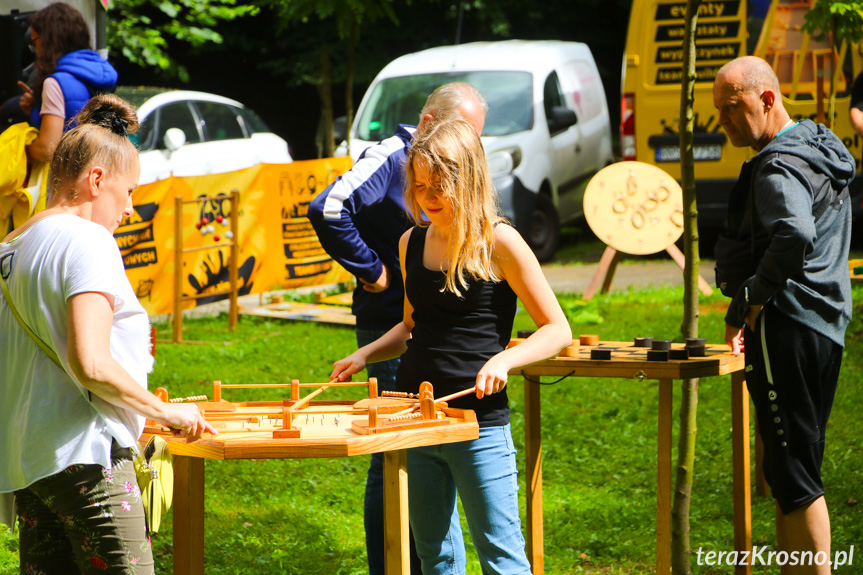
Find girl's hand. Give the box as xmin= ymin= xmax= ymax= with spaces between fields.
xmin=330 ymin=351 xmax=367 ymax=382
xmin=475 ymin=355 xmax=510 ymax=398
xmin=161 ymin=403 xmax=218 ymax=443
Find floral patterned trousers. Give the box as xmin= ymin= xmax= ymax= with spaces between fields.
xmin=14 ymin=446 xmax=154 ymax=574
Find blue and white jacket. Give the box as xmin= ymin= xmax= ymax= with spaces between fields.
xmin=308 ymin=125 xmax=415 ymax=330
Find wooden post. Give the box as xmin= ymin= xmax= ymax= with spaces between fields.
xmin=228 ymin=190 xmax=239 ymax=331
xmin=383 ymin=450 xmax=409 ymax=575
xmin=584 ymin=246 xmax=620 ymax=300
xmin=657 ymin=379 xmax=673 ymax=575
xmin=212 ymin=380 xmax=222 ymax=403
xmin=731 ymin=371 xmax=752 ymax=575
xmin=524 ymin=376 xmax=544 ymax=574
xmin=368 ymin=377 xmax=378 ymax=399
xmin=173 ymin=456 xmax=205 ymax=575
xmin=173 ymin=196 xmax=184 ymax=343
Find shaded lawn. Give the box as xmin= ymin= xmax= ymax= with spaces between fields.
xmin=2 ymin=285 xmax=861 ymax=574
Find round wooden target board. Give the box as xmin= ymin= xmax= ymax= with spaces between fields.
xmin=583 ymin=161 xmax=684 ymax=255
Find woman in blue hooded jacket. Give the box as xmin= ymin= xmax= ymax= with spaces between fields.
xmin=19 ymin=2 xmax=118 ymax=165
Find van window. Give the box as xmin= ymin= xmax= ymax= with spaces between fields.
xmin=647 ymin=0 xmax=853 ymax=97
xmin=748 ymin=0 xmax=853 ymax=101
xmin=356 ymin=71 xmax=534 ymax=141
xmin=560 ymin=61 xmax=604 ymax=121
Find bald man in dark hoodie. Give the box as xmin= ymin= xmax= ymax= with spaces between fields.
xmin=713 ymin=56 xmax=853 ymax=573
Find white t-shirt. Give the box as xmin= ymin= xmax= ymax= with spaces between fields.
xmin=0 ymin=214 xmax=154 ymax=493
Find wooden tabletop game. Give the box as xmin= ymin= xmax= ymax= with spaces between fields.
xmin=510 ymin=334 xmax=751 ymax=575
xmin=144 ymin=379 xmax=479 ymax=575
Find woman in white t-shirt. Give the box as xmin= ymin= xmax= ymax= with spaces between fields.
xmin=0 ymin=94 xmax=216 ymax=574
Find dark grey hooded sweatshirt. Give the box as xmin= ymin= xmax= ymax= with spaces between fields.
xmin=725 ymin=119 xmax=854 ymax=346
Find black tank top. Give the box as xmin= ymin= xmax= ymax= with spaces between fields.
xmin=396 ymin=225 xmax=516 ymax=427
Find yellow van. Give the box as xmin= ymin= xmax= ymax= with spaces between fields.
xmin=621 ymin=0 xmax=863 ymax=228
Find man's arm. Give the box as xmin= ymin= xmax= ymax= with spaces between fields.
xmin=308 ymin=136 xmax=407 ymax=288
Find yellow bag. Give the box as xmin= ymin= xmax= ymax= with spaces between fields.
xmin=0 ymin=122 xmax=48 ymax=233
xmin=134 ymin=435 xmax=174 ymax=534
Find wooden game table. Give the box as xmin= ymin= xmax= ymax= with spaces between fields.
xmin=143 ymin=383 xmax=479 ymax=575
xmin=511 ymin=339 xmax=750 ymax=575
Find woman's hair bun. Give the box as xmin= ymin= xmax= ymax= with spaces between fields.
xmin=75 ymin=94 xmax=139 ymax=137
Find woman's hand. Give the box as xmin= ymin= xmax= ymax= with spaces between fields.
xmin=159 ymin=403 xmax=218 ymax=443
xmin=330 ymin=350 xmax=368 ymax=382
xmin=475 ymin=355 xmax=510 ymax=398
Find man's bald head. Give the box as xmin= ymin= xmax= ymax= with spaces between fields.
xmin=417 ymin=82 xmax=487 ymax=136
xmin=716 ymin=56 xmax=781 ymax=96
xmin=713 ymin=56 xmax=790 ymax=151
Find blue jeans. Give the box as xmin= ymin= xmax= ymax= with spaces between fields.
xmin=407 ymin=424 xmax=532 ymax=575
xmin=357 ymin=328 xmax=422 ymax=575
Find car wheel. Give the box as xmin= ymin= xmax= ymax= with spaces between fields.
xmin=527 ymin=193 xmax=560 ymax=262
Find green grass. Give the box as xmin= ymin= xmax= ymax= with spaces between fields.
xmin=2 ymin=285 xmax=862 ymax=574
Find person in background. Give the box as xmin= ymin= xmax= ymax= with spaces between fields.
xmin=0 ymin=94 xmax=216 ymax=574
xmin=307 ymin=81 xmax=486 ymax=575
xmin=330 ymin=117 xmax=571 ymax=574
xmin=848 ymin=71 xmax=863 ymax=168
xmin=18 ymin=2 xmax=118 ymax=165
xmin=714 ymin=56 xmax=853 ymax=574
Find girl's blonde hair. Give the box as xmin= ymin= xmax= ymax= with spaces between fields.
xmin=50 ymin=93 xmax=140 ymax=201
xmin=404 ymin=118 xmax=503 ymax=297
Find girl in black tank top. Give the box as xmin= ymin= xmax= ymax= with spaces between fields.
xmin=329 ymin=117 xmax=571 ymax=574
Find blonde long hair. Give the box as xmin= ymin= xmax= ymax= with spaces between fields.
xmin=404 ymin=118 xmax=503 ymax=297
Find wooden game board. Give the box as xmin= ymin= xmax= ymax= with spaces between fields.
xmin=144 ymin=380 xmax=478 ymax=575
xmin=510 ymin=337 xmax=750 ymax=575
xmin=509 ymin=338 xmax=741 ymax=381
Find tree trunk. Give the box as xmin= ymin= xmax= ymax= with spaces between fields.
xmin=345 ymin=16 xmax=357 ymax=158
xmin=828 ymin=14 xmax=838 ymax=128
xmin=673 ymin=0 xmax=703 ymax=573
xmin=319 ymin=49 xmax=335 ymax=158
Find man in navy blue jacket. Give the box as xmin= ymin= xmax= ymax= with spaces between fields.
xmin=308 ymin=82 xmax=486 ymax=575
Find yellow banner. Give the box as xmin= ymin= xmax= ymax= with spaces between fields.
xmin=115 ymin=159 xmax=354 ymax=316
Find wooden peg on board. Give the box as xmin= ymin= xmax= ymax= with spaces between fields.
xmin=419 ymin=382 xmax=435 ymax=421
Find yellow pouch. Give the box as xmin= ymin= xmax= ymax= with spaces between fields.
xmin=134 ymin=435 xmax=174 ymax=534
xmin=0 ymin=122 xmax=48 ymax=233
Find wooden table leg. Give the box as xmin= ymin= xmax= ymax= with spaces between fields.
xmin=383 ymin=449 xmax=410 ymax=575
xmin=524 ymin=376 xmax=543 ymax=574
xmin=657 ymin=379 xmax=672 ymax=575
xmin=172 ymin=455 xmax=205 ymax=575
xmin=731 ymin=370 xmax=752 ymax=575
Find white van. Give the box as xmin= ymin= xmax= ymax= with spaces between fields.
xmin=336 ymin=40 xmax=615 ymax=260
